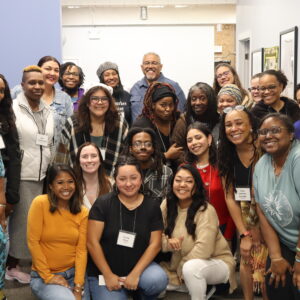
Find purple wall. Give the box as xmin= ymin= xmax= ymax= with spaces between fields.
xmin=0 ymin=0 xmax=62 ymax=87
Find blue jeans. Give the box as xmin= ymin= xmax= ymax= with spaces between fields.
xmin=88 ymin=262 xmax=168 ymax=300
xmin=31 ymin=267 xmax=88 ymax=300
xmin=0 ymin=226 xmax=7 ymax=289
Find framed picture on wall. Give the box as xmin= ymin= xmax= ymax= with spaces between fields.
xmin=263 ymin=46 xmax=279 ymax=71
xmin=280 ymin=26 xmax=298 ymax=99
xmin=251 ymin=48 xmax=264 ymax=76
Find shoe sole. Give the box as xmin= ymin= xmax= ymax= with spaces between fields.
xmin=5 ymin=273 xmax=30 ymax=284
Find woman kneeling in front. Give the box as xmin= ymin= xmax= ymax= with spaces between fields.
xmin=86 ymin=157 xmax=168 ymax=300
xmin=160 ymin=164 xmax=237 ymax=300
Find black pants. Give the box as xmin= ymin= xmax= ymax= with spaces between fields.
xmin=265 ymin=243 xmax=300 ymax=300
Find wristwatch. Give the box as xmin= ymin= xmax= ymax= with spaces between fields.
xmin=240 ymin=231 xmax=251 ymax=239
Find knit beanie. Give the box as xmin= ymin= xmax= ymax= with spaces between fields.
xmin=218 ymin=84 xmax=243 ymax=104
xmin=96 ymin=62 xmax=119 ymax=79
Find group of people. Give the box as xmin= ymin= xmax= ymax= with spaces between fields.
xmin=0 ymin=51 xmax=299 ymax=300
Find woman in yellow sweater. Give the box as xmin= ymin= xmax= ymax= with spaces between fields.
xmin=27 ymin=164 xmax=88 ymax=300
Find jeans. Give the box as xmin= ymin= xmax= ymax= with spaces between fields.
xmin=0 ymin=226 xmax=7 ymax=289
xmin=88 ymin=262 xmax=168 ymax=300
xmin=182 ymin=259 xmax=230 ymax=300
xmin=31 ymin=267 xmax=88 ymax=300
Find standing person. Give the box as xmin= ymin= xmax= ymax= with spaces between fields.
xmin=185 ymin=122 xmax=235 ymax=246
xmin=249 ymin=74 xmax=262 ymax=104
xmin=296 ymin=83 xmax=300 ymax=107
xmin=27 ymin=164 xmax=88 ymax=300
xmin=160 ymin=164 xmax=236 ymax=299
xmin=218 ymin=106 xmax=268 ymax=300
xmin=0 ymin=74 xmax=21 ymax=217
xmin=251 ymin=69 xmax=300 ymax=122
xmin=6 ymin=66 xmax=54 ymax=284
xmin=121 ymin=127 xmax=172 ymax=203
xmin=59 ymin=62 xmax=85 ymax=111
xmin=213 ymin=63 xmax=253 ymax=109
xmin=96 ymin=62 xmax=132 ymax=126
xmin=75 ymin=142 xmax=111 ymax=210
xmin=56 ymin=84 xmax=128 ymax=177
xmin=132 ymin=82 xmax=183 ymax=167
xmin=254 ymin=113 xmax=300 ymax=300
xmin=86 ymin=157 xmax=168 ymax=300
xmin=172 ymin=82 xmax=220 ymax=156
xmin=130 ymin=52 xmax=186 ymax=121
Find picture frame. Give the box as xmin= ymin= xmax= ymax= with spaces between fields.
xmin=251 ymin=48 xmax=264 ymax=76
xmin=263 ymin=46 xmax=279 ymax=71
xmin=280 ymin=26 xmax=298 ymax=99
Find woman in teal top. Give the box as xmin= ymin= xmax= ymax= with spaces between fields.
xmin=254 ymin=113 xmax=300 ymax=300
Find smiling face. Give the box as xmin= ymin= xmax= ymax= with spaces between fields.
xmin=79 ymin=144 xmax=101 ymax=174
xmin=258 ymin=117 xmax=293 ymax=156
xmin=216 ymin=66 xmax=234 ymax=87
xmin=49 ymin=171 xmax=75 ymax=204
xmin=22 ymin=71 xmax=45 ymax=102
xmin=141 ymin=54 xmax=162 ymax=82
xmin=190 ymin=88 xmax=208 ymax=116
xmin=130 ymin=132 xmax=154 ymax=162
xmin=173 ymin=169 xmax=195 ymax=203
xmin=40 ymin=60 xmax=59 ymax=86
xmin=250 ymin=77 xmax=261 ymax=103
xmin=0 ymin=78 xmax=5 ymax=102
xmin=186 ymin=128 xmax=211 ymax=160
xmin=102 ymin=69 xmax=119 ymax=88
xmin=116 ymin=165 xmax=142 ymax=198
xmin=62 ymin=65 xmax=80 ymax=89
xmin=259 ymin=74 xmax=283 ymax=107
xmin=225 ymin=110 xmax=252 ymax=145
xmin=217 ymin=94 xmax=237 ymax=113
xmin=88 ymin=89 xmax=110 ymax=119
xmin=152 ymin=96 xmax=175 ymax=121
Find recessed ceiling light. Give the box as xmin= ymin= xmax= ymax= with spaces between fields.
xmin=175 ymin=5 xmax=188 ymax=8
xmin=67 ymin=5 xmax=80 ymax=9
xmin=148 ymin=5 xmax=164 ymax=8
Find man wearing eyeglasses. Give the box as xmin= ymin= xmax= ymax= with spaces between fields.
xmin=130 ymin=52 xmax=186 ymax=121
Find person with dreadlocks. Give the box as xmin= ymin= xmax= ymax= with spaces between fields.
xmin=132 ymin=82 xmax=182 ymax=168
xmin=121 ymin=127 xmax=172 ymax=204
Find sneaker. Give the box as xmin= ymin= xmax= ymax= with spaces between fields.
xmin=5 ymin=267 xmax=30 ymax=284
xmin=166 ymin=283 xmax=188 ymax=293
xmin=206 ymin=285 xmax=216 ymax=300
xmin=157 ymin=290 xmax=166 ymax=299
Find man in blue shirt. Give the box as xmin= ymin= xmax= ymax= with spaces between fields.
xmin=130 ymin=52 xmax=186 ymax=121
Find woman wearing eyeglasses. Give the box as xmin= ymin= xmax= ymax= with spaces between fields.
xmin=251 ymin=69 xmax=300 ymax=122
xmin=217 ymin=84 xmax=243 ymax=114
xmin=56 ymin=84 xmax=128 ymax=177
xmin=121 ymin=127 xmax=172 ymax=204
xmin=213 ymin=63 xmax=253 ymax=109
xmin=249 ymin=74 xmax=262 ymax=104
xmin=218 ymin=106 xmax=268 ymax=300
xmin=254 ymin=113 xmax=300 ymax=300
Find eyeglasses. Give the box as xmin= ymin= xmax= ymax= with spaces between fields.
xmin=143 ymin=61 xmax=160 ymax=66
xmin=64 ymin=72 xmax=80 ymax=77
xmin=223 ymin=105 xmax=245 ymax=114
xmin=258 ymin=85 xmax=277 ymax=92
xmin=248 ymin=87 xmax=259 ymax=92
xmin=257 ymin=126 xmax=287 ymax=136
xmin=216 ymin=70 xmax=231 ymax=79
xmin=90 ymin=96 xmax=109 ymax=104
xmin=132 ymin=141 xmax=153 ymax=149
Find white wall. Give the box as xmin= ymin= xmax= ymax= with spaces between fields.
xmin=62 ymin=5 xmax=235 ymax=94
xmin=236 ymin=0 xmax=300 ymax=88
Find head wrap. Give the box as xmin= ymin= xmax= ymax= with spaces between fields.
xmin=96 ymin=62 xmax=119 ymax=79
xmin=152 ymin=85 xmax=176 ymax=103
xmin=98 ymin=83 xmax=113 ymax=95
xmin=218 ymin=84 xmax=243 ymax=104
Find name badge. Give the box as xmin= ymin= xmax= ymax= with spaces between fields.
xmin=234 ymin=187 xmax=251 ymax=201
xmin=36 ymin=134 xmax=48 ymax=147
xmin=117 ymin=230 xmax=136 ymax=248
xmin=0 ymin=135 xmax=5 ymax=149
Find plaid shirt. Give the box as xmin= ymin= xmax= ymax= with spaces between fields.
xmin=144 ymin=164 xmax=172 ymax=203
xmin=55 ymin=114 xmax=128 ymax=176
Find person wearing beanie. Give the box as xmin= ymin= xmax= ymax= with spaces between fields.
xmin=96 ymin=61 xmax=132 ymax=126
xmin=217 ymin=83 xmax=243 ymax=114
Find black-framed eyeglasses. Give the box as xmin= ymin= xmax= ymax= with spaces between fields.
xmin=258 ymin=85 xmax=278 ymax=92
xmin=132 ymin=141 xmax=153 ymax=149
xmin=90 ymin=96 xmax=109 ymax=104
xmin=223 ymin=105 xmax=245 ymax=114
xmin=248 ymin=87 xmax=259 ymax=92
xmin=257 ymin=126 xmax=287 ymax=136
xmin=64 ymin=72 xmax=80 ymax=77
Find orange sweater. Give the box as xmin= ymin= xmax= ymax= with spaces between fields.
xmin=27 ymin=194 xmax=88 ymax=285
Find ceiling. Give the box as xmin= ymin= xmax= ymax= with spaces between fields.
xmin=61 ymin=0 xmax=236 ymax=7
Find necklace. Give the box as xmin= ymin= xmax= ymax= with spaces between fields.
xmin=154 ymin=122 xmax=170 ymax=153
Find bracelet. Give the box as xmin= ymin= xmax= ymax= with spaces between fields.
xmin=271 ymin=257 xmax=284 ymax=262
xmin=0 ymin=204 xmax=6 ymax=208
xmin=295 ymin=257 xmax=300 ymax=263
xmin=296 ymin=247 xmax=300 ymax=253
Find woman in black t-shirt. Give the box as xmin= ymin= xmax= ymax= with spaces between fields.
xmin=86 ymin=157 xmax=168 ymax=300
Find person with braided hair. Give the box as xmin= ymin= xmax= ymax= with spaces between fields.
xmin=132 ymin=82 xmax=183 ymax=168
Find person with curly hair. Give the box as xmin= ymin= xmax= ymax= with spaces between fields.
xmin=132 ymin=82 xmax=182 ymax=167
xmin=59 ymin=62 xmax=85 ymax=111
xmin=160 ymin=164 xmax=236 ymax=299
xmin=56 ymin=83 xmax=128 ymax=177
xmin=218 ymin=106 xmax=268 ymax=300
